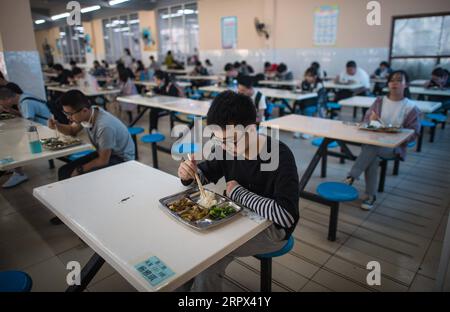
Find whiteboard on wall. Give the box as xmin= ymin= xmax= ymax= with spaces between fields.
xmin=314 ymin=5 xmax=339 ymax=46
xmin=221 ymin=16 xmax=237 ymax=49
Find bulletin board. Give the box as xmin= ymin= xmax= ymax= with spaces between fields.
xmin=221 ymin=16 xmax=238 ymax=49
xmin=313 ymin=5 xmax=339 ymax=46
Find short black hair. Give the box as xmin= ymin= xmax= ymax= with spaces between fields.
xmin=207 ymin=91 xmax=256 ymax=128
xmin=5 ymin=82 xmax=23 ymax=94
xmin=224 ymin=63 xmax=233 ymax=71
xmin=53 ymin=64 xmax=64 ymax=71
xmin=94 ymin=60 xmax=100 ymax=66
xmin=346 ymin=61 xmax=357 ymax=68
xmin=304 ymin=67 xmax=318 ymax=77
xmin=264 ymin=62 xmax=271 ymax=68
xmin=277 ymin=63 xmax=287 ymax=73
xmin=69 ymin=60 xmax=76 ymax=66
xmin=154 ymin=70 xmax=168 ymax=81
xmin=72 ymin=67 xmax=83 ymax=76
xmin=59 ymin=90 xmax=91 ymax=111
xmin=195 ymin=61 xmax=202 ymax=67
xmin=380 ymin=61 xmax=390 ymax=68
xmin=432 ymin=67 xmax=449 ymax=78
xmin=311 ymin=62 xmax=320 ymax=69
xmin=237 ymin=75 xmax=254 ymax=88
xmin=118 ymin=68 xmax=130 ymax=82
xmin=0 ymin=86 xmax=17 ymax=100
xmin=233 ymin=62 xmax=241 ymax=69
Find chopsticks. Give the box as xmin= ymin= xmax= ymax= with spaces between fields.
xmin=187 ymin=154 xmax=206 ymax=199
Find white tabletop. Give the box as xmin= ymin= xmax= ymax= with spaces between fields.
xmin=177 ymin=75 xmax=223 ymax=81
xmin=165 ymin=69 xmax=190 ymax=74
xmin=117 ymin=95 xmax=210 ymax=117
xmin=323 ymin=81 xmax=365 ymax=91
xmin=338 ymin=96 xmax=442 ymax=113
xmin=43 ymin=72 xmax=57 ymax=78
xmin=409 ymin=87 xmax=450 ymax=97
xmin=261 ymin=115 xmax=414 ymax=148
xmin=0 ymin=118 xmax=92 ymax=170
xmin=199 ymin=86 xmax=318 ymax=101
xmin=46 ymin=85 xmax=121 ymax=97
xmin=371 ymin=77 xmax=387 ymax=84
xmin=33 ymin=161 xmax=270 ymax=291
xmin=409 ymin=79 xmax=428 ymax=87
xmin=134 ymin=80 xmax=191 ymax=88
xmin=258 ymin=80 xmax=301 ymax=88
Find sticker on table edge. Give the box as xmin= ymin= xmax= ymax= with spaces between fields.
xmin=0 ymin=157 xmax=14 ymax=165
xmin=134 ymin=256 xmax=175 ymax=288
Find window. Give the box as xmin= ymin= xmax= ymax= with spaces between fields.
xmin=102 ymin=13 xmax=141 ymax=64
xmin=158 ymin=2 xmax=199 ymax=63
xmin=59 ymin=25 xmax=86 ymax=64
xmin=389 ymin=13 xmax=450 ymax=79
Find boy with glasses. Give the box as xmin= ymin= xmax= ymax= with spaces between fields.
xmin=48 ymin=90 xmax=135 ymax=181
xmin=177 ymin=91 xmax=300 ymax=291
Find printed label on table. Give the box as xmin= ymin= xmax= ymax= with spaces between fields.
xmin=0 ymin=157 xmax=14 ymax=165
xmin=134 ymin=256 xmax=175 ymax=287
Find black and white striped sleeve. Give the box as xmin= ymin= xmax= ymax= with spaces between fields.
xmin=229 ymin=185 xmax=296 ymax=229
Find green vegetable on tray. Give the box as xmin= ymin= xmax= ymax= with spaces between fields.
xmin=208 ymin=205 xmax=236 ymax=220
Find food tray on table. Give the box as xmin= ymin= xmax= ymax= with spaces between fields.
xmin=159 ymin=187 xmax=243 ymax=230
xmin=358 ymin=123 xmax=402 ymax=133
xmin=0 ymin=113 xmax=16 ymax=120
xmin=40 ymin=137 xmax=82 ymax=151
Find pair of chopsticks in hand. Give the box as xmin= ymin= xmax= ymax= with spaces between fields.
xmin=187 ymin=154 xmax=206 ymax=199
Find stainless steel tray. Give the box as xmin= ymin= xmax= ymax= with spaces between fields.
xmin=159 ymin=187 xmax=243 ymax=231
xmin=40 ymin=137 xmax=82 ymax=151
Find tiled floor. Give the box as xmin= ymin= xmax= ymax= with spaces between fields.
xmin=1 ymin=106 xmax=449 ymax=292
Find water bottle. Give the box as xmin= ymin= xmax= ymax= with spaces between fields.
xmin=27 ymin=125 xmax=42 ymax=154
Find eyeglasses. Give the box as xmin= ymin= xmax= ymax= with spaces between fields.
xmin=62 ymin=108 xmax=83 ymax=117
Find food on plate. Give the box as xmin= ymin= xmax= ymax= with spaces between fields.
xmin=180 ymin=204 xmax=209 ymax=221
xmin=209 ymin=205 xmax=237 ymax=220
xmin=168 ymin=197 xmax=195 ymax=212
xmin=197 ymin=191 xmax=217 ymax=209
xmin=40 ymin=137 xmax=82 ymax=150
xmin=368 ymin=120 xmax=383 ymax=128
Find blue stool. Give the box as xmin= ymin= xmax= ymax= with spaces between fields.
xmin=255 ymin=236 xmax=294 ymax=292
xmin=407 ymin=141 xmax=416 ymax=149
xmin=427 ymin=113 xmax=447 ymax=129
xmin=140 ymin=133 xmax=165 ymax=169
xmin=326 ymin=102 xmax=341 ymax=119
xmin=316 ymin=182 xmax=359 ymax=241
xmin=172 ymin=142 xmax=199 ymax=155
xmin=128 ymin=127 xmax=144 ymax=160
xmin=304 ymin=106 xmax=317 ymax=117
xmin=186 ymin=115 xmax=205 ymax=121
xmin=311 ymin=138 xmax=338 ymax=148
xmin=418 ymin=120 xmax=436 ymax=152
xmin=0 ymin=271 xmax=32 ymax=292
xmin=67 ymin=149 xmax=95 ymax=161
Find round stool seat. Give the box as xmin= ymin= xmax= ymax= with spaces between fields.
xmin=173 ymin=142 xmax=199 ymax=155
xmin=128 ymin=127 xmax=144 ymax=136
xmin=421 ymin=120 xmax=436 ymax=128
xmin=0 ymin=271 xmax=32 ymax=292
xmin=68 ymin=149 xmax=95 ymax=161
xmin=256 ymin=236 xmax=294 ymax=259
xmin=426 ymin=114 xmax=447 ymax=123
xmin=317 ymin=182 xmax=359 ymax=202
xmin=304 ymin=106 xmax=317 ymax=116
xmin=407 ymin=141 xmax=416 ymax=148
xmin=311 ymin=138 xmax=338 ymax=148
xmin=140 ymin=133 xmax=165 ymax=144
xmin=327 ymin=102 xmax=342 ymax=110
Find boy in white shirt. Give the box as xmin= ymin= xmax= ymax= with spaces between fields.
xmin=335 ymin=61 xmax=370 ymax=101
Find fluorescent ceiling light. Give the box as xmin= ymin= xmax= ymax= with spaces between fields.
xmin=109 ymin=0 xmax=130 ymax=5
xmin=35 ymin=19 xmax=46 ymax=24
xmin=81 ymin=5 xmax=101 ymax=13
xmin=51 ymin=12 xmax=70 ymax=20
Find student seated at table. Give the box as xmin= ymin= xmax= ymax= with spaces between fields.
xmin=345 ymin=71 xmax=420 ymax=210
xmin=51 ymin=64 xmax=72 ymax=85
xmin=223 ymin=63 xmax=240 ymax=86
xmin=69 ymin=60 xmax=82 ymax=76
xmin=372 ymin=61 xmax=392 ymax=95
xmin=334 ymin=60 xmax=371 ymax=101
xmin=117 ymin=68 xmax=138 ymax=124
xmin=205 ymin=59 xmax=214 ymax=75
xmin=148 ymin=55 xmax=160 ymax=79
xmin=70 ymin=67 xmax=99 ymax=92
xmin=310 ymin=61 xmax=327 ymax=80
xmin=263 ymin=62 xmax=274 ymax=78
xmin=101 ymin=60 xmax=109 ymax=69
xmin=239 ymin=61 xmax=254 ymax=76
xmin=0 ymin=85 xmax=51 ymax=188
xmin=134 ymin=60 xmax=148 ymax=81
xmin=90 ymin=60 xmax=107 ymax=78
xmin=275 ymin=63 xmax=293 ymax=81
xmin=300 ymin=67 xmax=327 ymax=118
xmin=150 ymin=70 xmax=184 ymax=132
xmin=425 ymin=67 xmax=450 ymax=113
xmin=177 ymin=91 xmax=299 ymax=291
xmin=164 ymin=50 xmax=175 ymax=68
xmin=190 ymin=61 xmax=210 ymax=88
xmin=237 ymin=75 xmax=267 ymax=123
